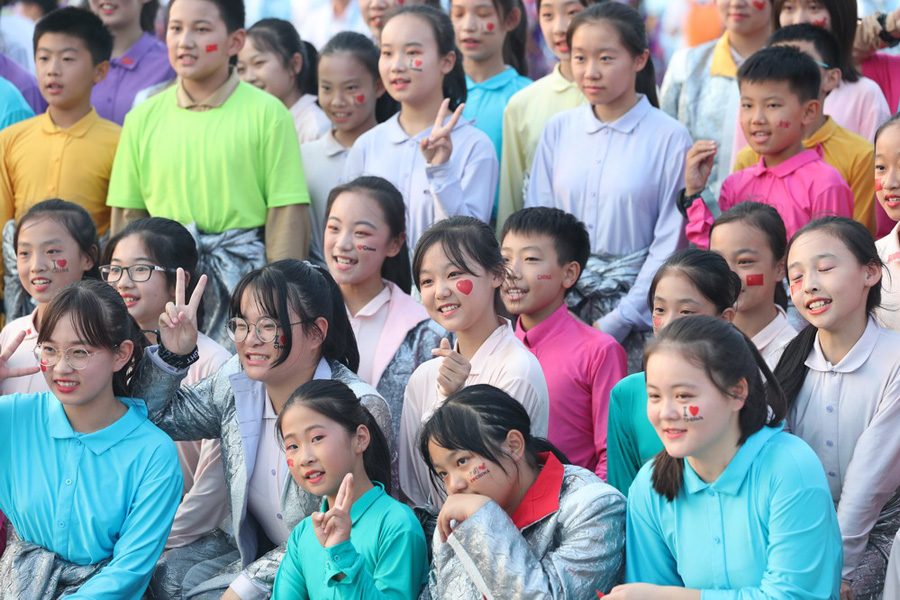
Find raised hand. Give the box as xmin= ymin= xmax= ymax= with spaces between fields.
xmin=436 ymin=493 xmax=491 ymax=543
xmin=420 ymin=98 xmax=465 ymax=166
xmin=159 ymin=268 xmax=207 ymax=355
xmin=432 ymin=337 xmax=471 ymax=397
xmin=312 ymin=473 xmax=355 ymax=548
xmin=0 ymin=330 xmax=40 ymax=380
xmin=684 ymin=140 xmax=717 ymax=197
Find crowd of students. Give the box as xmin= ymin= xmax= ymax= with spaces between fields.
xmin=0 ymin=0 xmax=899 ymax=598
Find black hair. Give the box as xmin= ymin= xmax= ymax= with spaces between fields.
xmin=536 ymin=0 xmax=591 ymax=13
xmin=37 ymin=280 xmax=147 ymax=398
xmin=419 ymin=384 xmax=568 ymax=497
xmin=15 ymin=199 xmax=101 ymax=282
xmin=34 ymin=6 xmax=113 ymax=65
xmin=246 ymin=19 xmax=318 ymax=96
xmin=140 ymin=1 xmax=161 ymax=33
xmin=326 ymin=176 xmax=412 ymax=294
xmin=768 ymin=23 xmax=840 ymax=77
xmin=169 ymin=0 xmax=244 ymax=33
xmin=875 ymin=114 xmax=900 ymax=146
xmin=276 ymin=379 xmax=392 ymax=494
xmin=710 ymin=202 xmax=789 ymax=310
xmin=319 ymin=31 xmax=398 ymax=123
xmin=21 ymin=0 xmax=57 ymax=18
xmin=647 ymin=248 xmax=742 ymax=315
xmin=229 ymin=260 xmax=359 ymax=372
xmin=566 ymin=2 xmax=658 ymax=108
xmin=386 ymin=6 xmax=467 ymax=111
xmin=487 ymin=0 xmax=529 ymax=76
xmin=773 ymin=0 xmax=859 ymax=82
xmin=500 ymin=206 xmax=590 ymax=287
xmin=774 ymin=217 xmax=882 ymax=408
xmin=644 ymin=315 xmax=786 ymax=502
xmin=737 ymin=44 xmax=821 ymax=104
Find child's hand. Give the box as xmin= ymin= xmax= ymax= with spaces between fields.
xmin=684 ymin=140 xmax=717 ymax=197
xmin=159 ymin=268 xmax=207 ymax=356
xmin=432 ymin=337 xmax=471 ymax=397
xmin=420 ymin=99 xmax=465 ymax=166
xmin=0 ymin=330 xmax=39 ymax=380
xmin=436 ymin=493 xmax=491 ymax=542
xmin=605 ymin=583 xmax=669 ymax=599
xmin=312 ymin=473 xmax=355 ymax=549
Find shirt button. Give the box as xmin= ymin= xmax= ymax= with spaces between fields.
xmin=335 ymin=555 xmax=341 ymax=561
xmin=828 ymin=471 xmax=836 ymax=477
xmin=707 ymin=490 xmax=714 ymax=496
xmin=326 ymin=561 xmax=331 ymax=569
xmin=276 ymin=513 xmax=283 ymax=520
xmin=713 ymin=536 xmax=721 ymax=543
xmin=74 ymin=439 xmax=82 ymax=445
xmin=826 ymin=440 xmax=834 ymax=447
xmin=270 ymin=469 xmax=276 ymax=476
xmin=826 ymin=405 xmax=834 ymax=412
xmin=58 ymin=521 xmax=65 ymax=528
xmin=830 ymin=370 xmax=836 ymax=377
xmin=65 ymin=478 xmax=72 ymax=485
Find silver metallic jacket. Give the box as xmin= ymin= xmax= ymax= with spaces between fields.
xmin=423 ymin=465 xmax=626 ymax=599
xmin=133 ymin=352 xmax=393 ymax=595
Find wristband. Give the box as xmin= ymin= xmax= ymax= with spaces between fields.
xmin=676 ymin=188 xmax=720 ymax=220
xmin=158 ymin=338 xmax=199 ymax=370
xmin=877 ymin=13 xmax=900 ymax=48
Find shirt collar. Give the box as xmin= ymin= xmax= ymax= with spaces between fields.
xmin=353 ymin=283 xmax=392 ymax=318
xmin=511 ymin=452 xmax=564 ymax=529
xmin=683 ymin=422 xmax=783 ymax=496
xmin=113 ymin=33 xmax=157 ymax=71
xmin=40 ymin=108 xmax=100 ymax=138
xmin=320 ymin=481 xmax=386 ymax=524
xmin=549 ymin=62 xmax=577 ymax=93
xmin=710 ymin=32 xmax=738 ymax=78
xmin=466 ymin=67 xmax=518 ymax=91
xmin=805 ymin=316 xmax=881 ymax=373
xmin=748 ymin=145 xmax=824 ymax=178
xmin=313 ymin=356 xmax=332 ymax=380
xmin=516 ymin=303 xmax=569 ymax=348
xmin=176 ymin=67 xmax=240 ymax=110
xmin=805 ymin=116 xmax=838 ymax=147
xmin=582 ymin=95 xmax=651 ymax=135
xmin=48 ymin=396 xmax=149 ymax=455
xmin=751 ymin=305 xmax=789 ymax=349
xmin=322 ymin=129 xmax=348 ymax=157
xmin=460 ymin=319 xmax=511 ymax=377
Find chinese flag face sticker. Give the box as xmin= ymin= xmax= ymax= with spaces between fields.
xmin=746 ymin=274 xmax=764 ymax=286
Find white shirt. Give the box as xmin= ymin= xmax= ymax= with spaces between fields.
xmin=343 ymin=112 xmax=498 ymax=248
xmin=751 ymin=305 xmax=797 ymax=369
xmin=526 ymin=97 xmax=692 ymax=341
xmin=0 ymin=15 xmax=34 ymax=72
xmin=0 ymin=309 xmax=45 ymax=395
xmin=347 ymin=283 xmax=391 ymax=385
xmin=875 ymin=221 xmax=900 ymax=333
xmin=301 ymin=130 xmax=348 ymax=260
xmin=399 ymin=320 xmax=549 ymax=506
xmin=290 ymin=94 xmax=331 ymax=145
xmin=297 ymin=0 xmax=369 ymax=50
xmin=789 ymin=318 xmax=900 ymax=580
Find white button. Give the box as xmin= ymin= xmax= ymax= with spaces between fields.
xmin=65 ymin=479 xmax=72 ymax=485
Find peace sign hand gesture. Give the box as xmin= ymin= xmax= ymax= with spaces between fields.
xmin=420 ymin=98 xmax=465 ymax=166
xmin=312 ymin=473 xmax=355 ymax=548
xmin=0 ymin=330 xmax=40 ymax=381
xmin=159 ymin=268 xmax=207 ymax=356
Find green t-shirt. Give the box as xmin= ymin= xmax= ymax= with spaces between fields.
xmin=107 ymin=81 xmax=309 ymax=233
xmin=607 ymin=371 xmax=663 ymax=496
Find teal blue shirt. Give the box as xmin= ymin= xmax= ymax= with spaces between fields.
xmin=273 ymin=482 xmax=428 ymax=599
xmin=0 ymin=392 xmax=182 ymax=600
xmin=607 ymin=372 xmax=662 ymax=496
xmin=0 ymin=76 xmax=33 ymax=130
xmin=626 ymin=424 xmax=843 ymax=599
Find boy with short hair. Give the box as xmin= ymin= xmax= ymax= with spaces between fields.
xmin=681 ymin=45 xmax=854 ymax=248
xmin=733 ymin=24 xmax=877 ymax=235
xmin=501 ymin=207 xmax=626 ymax=480
xmin=107 ymin=0 xmax=311 ymax=346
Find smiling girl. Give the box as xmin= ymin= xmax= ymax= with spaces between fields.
xmin=874 ymin=115 xmax=900 ymax=332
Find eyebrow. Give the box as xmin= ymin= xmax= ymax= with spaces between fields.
xmin=44 ymin=338 xmax=89 ymax=346
xmin=381 ymin=41 xmax=425 ymax=49
xmin=327 ymin=216 xmax=378 ymax=228
xmin=654 ymin=296 xmax=702 ymax=306
xmin=18 ymin=237 xmax=64 ymax=247
xmin=787 ymin=253 xmax=837 ymax=270
xmin=111 ymin=256 xmax=152 ymax=263
xmin=304 ymin=424 xmax=326 ymax=433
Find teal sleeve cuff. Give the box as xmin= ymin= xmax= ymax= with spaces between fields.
xmin=325 ymin=540 xmax=362 ymax=586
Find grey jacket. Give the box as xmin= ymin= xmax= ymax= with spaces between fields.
xmin=424 ymin=464 xmax=626 ymax=599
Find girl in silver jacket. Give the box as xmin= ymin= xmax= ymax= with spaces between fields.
xmin=419 ymin=384 xmax=626 ymax=599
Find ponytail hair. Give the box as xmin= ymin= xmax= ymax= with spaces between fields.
xmin=326 ymin=176 xmax=412 ymax=294
xmin=644 ymin=316 xmax=786 ymax=502
xmin=567 ymin=2 xmax=658 ymax=108
xmin=648 ymin=248 xmax=742 ymax=315
xmin=277 ymin=379 xmax=392 ymax=494
xmin=229 ymin=260 xmax=360 ymax=372
xmin=419 ymin=384 xmax=569 ymax=497
xmin=774 ymin=217 xmax=882 ymax=407
xmin=247 ymin=19 xmax=319 ymax=96
xmin=320 ymin=31 xmax=398 ymax=123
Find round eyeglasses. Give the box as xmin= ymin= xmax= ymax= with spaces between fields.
xmin=100 ymin=264 xmax=174 ymax=283
xmin=34 ymin=344 xmax=110 ymax=370
xmin=226 ymin=317 xmax=304 ymax=344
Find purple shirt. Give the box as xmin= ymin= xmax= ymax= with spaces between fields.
xmin=515 ymin=303 xmax=627 ymax=480
xmin=91 ymin=33 xmax=175 ymax=126
xmin=0 ymin=52 xmax=45 ymax=115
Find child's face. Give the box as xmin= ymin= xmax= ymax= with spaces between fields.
xmin=739 ymin=79 xmax=815 ymax=167
xmin=35 ymin=33 xmax=108 ymax=110
xmin=652 ymin=271 xmax=733 ymax=334
xmin=427 ymin=441 xmax=519 ymax=510
xmin=359 ymin=0 xmax=395 ymax=39
xmin=107 ymin=234 xmax=173 ymax=331
xmin=450 ymin=0 xmax=509 ymax=64
xmin=875 ymin=124 xmax=900 ymax=221
xmin=282 ymin=403 xmax=367 ymax=499
xmin=417 ymin=243 xmax=502 ymax=335
xmin=317 ymin=52 xmax=382 ymax=135
xmin=17 ymin=218 xmax=94 ymax=306
xmin=716 ymin=0 xmax=772 ymax=37
xmin=167 ymin=0 xmax=244 ymax=84
xmin=500 ymin=231 xmax=575 ymax=321
xmin=646 ymin=347 xmax=744 ymax=464
xmin=778 ymin=0 xmax=831 ymax=30
xmin=379 ymin=14 xmax=455 ymax=107
xmin=324 ymin=191 xmax=403 ymax=289
xmin=236 ymin=37 xmax=300 ymax=105
xmin=89 ymin=0 xmax=148 ymax=30
xmin=537 ymin=0 xmax=584 ymax=62
xmin=787 ymin=230 xmax=879 ymax=332
xmin=710 ymin=222 xmax=784 ymax=318
xmin=571 ymin=21 xmax=647 ymax=109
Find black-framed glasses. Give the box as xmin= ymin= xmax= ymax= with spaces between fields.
xmin=226 ymin=317 xmax=304 ymax=344
xmin=34 ymin=344 xmax=111 ymax=370
xmin=100 ymin=264 xmax=174 ymax=283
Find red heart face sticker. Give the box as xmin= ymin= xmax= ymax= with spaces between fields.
xmin=40 ymin=365 xmax=47 ymax=372
xmin=55 ymin=259 xmax=67 ymax=268
xmin=477 ymin=462 xmax=485 ymax=469
xmin=652 ymin=315 xmax=662 ymax=328
xmin=287 ymin=458 xmax=294 ymax=467
xmin=689 ymin=406 xmax=700 ymax=417
xmin=456 ymin=280 xmax=473 ymax=295
xmin=812 ymin=17 xmax=827 ymax=27
xmin=280 ymin=335 xmax=286 ymax=345
xmin=752 ymin=0 xmax=765 ymax=9
xmin=355 ymin=94 xmax=366 ymax=104
xmin=745 ymin=274 xmax=764 ymax=286
xmin=486 ymin=22 xmax=495 ymax=31
xmin=413 ymin=59 xmax=423 ymax=68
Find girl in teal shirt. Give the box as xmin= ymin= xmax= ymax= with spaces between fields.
xmin=272 ymin=379 xmax=427 ymax=599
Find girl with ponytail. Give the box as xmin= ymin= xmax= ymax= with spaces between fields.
xmin=420 ymin=384 xmax=625 ymax=599
xmin=608 ymin=315 xmax=841 ymax=599
xmin=775 ymin=216 xmax=900 ymax=600
xmin=525 ymin=1 xmax=693 ymax=351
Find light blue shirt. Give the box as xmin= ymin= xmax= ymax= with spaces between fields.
xmin=272 ymin=482 xmax=428 ymax=599
xmin=0 ymin=75 xmax=33 ymax=130
xmin=463 ymin=67 xmax=532 ymax=163
xmin=525 ymin=97 xmax=692 ymax=341
xmin=626 ymin=424 xmax=843 ymax=599
xmin=0 ymin=392 xmax=182 ymax=600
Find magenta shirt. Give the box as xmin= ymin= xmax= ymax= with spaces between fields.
xmin=687 ymin=145 xmax=854 ymax=248
xmin=863 ymin=53 xmax=900 ymax=115
xmin=91 ymin=33 xmax=175 ymax=126
xmin=0 ymin=52 xmax=46 ymax=115
xmin=515 ymin=303 xmax=627 ymax=480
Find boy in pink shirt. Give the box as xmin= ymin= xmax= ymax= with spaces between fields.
xmin=501 ymin=207 xmax=626 ymax=480
xmin=680 ymin=45 xmax=853 ymax=248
